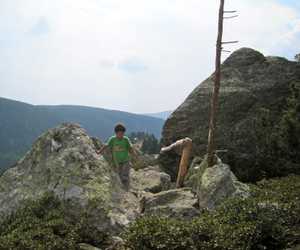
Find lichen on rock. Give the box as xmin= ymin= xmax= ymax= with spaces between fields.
xmin=0 ymin=123 xmax=139 ymax=234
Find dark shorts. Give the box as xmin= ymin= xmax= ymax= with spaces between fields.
xmin=117 ymin=161 xmax=131 ymax=191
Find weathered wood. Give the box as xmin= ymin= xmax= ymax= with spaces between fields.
xmin=207 ymin=0 xmax=225 ymax=167
xmin=176 ymin=138 xmax=193 ymax=188
xmin=161 ymin=138 xmax=193 ymax=188
xmin=161 ymin=138 xmax=189 ymax=155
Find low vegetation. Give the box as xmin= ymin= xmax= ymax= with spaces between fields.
xmin=0 ymin=193 xmax=108 ymax=250
xmin=227 ymin=81 xmax=300 ymax=182
xmin=124 ymin=175 xmax=300 ymax=250
xmin=252 ymin=82 xmax=300 ymax=180
xmin=0 ymin=173 xmax=299 ymax=249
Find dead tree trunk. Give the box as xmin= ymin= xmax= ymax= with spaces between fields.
xmin=207 ymin=0 xmax=225 ymax=167
xmin=175 ymin=138 xmax=193 ymax=188
xmin=160 ymin=138 xmax=193 ymax=188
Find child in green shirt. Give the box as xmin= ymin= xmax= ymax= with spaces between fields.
xmin=97 ymin=123 xmax=136 ymax=190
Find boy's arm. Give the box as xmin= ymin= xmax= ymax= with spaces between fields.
xmin=129 ymin=146 xmax=138 ymax=156
xmin=97 ymin=144 xmax=108 ymax=155
xmin=97 ymin=136 xmax=113 ymax=155
xmin=127 ymin=138 xmax=138 ymax=158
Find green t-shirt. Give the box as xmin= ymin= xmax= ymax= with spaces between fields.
xmin=107 ymin=136 xmax=132 ymax=164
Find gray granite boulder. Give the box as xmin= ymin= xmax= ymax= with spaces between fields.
xmin=0 ymin=123 xmax=139 ymax=234
xmin=141 ymin=188 xmax=200 ymax=219
xmin=195 ymin=157 xmax=250 ymax=210
xmin=161 ymin=48 xmax=300 ymax=181
xmin=130 ymin=165 xmax=171 ymax=193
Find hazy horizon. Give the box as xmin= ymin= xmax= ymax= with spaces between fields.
xmin=1 ymin=0 xmax=299 ymax=113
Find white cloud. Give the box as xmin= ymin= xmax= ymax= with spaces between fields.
xmin=0 ymin=0 xmax=299 ymax=113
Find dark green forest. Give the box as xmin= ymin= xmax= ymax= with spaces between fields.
xmin=129 ymin=131 xmax=160 ymax=154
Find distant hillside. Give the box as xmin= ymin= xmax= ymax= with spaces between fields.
xmin=143 ymin=111 xmax=172 ymax=120
xmin=0 ymin=97 xmax=164 ymax=171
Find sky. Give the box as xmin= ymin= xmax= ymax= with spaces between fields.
xmin=0 ymin=0 xmax=299 ymax=113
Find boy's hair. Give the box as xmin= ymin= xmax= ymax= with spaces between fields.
xmin=114 ymin=123 xmax=126 ymax=133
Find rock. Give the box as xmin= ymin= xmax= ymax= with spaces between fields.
xmin=0 ymin=123 xmax=139 ymax=234
xmin=196 ymin=158 xmax=250 ymax=210
xmin=161 ymin=48 xmax=300 ymax=181
xmin=131 ymin=149 xmax=157 ymax=170
xmin=78 ymin=243 xmax=102 ymax=250
xmin=105 ymin=236 xmax=126 ymax=250
xmin=184 ymin=156 xmax=204 ymax=193
xmin=141 ymin=188 xmax=200 ymax=219
xmin=130 ymin=165 xmax=171 ymax=193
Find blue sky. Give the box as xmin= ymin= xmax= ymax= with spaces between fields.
xmin=0 ymin=0 xmax=299 ymax=113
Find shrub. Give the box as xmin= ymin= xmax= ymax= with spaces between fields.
xmin=124 ymin=175 xmax=300 ymax=250
xmin=0 ymin=192 xmax=108 ymax=250
xmin=123 ymin=216 xmax=194 ymax=250
xmin=252 ymin=82 xmax=300 ymax=180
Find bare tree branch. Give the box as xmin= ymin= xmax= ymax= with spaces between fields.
xmin=224 ymin=15 xmax=239 ymax=19
xmin=222 ymin=41 xmax=239 ymax=44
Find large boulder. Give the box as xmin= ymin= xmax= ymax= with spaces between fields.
xmin=140 ymin=188 xmax=200 ymax=219
xmin=161 ymin=48 xmax=300 ymax=182
xmin=0 ymin=123 xmax=139 ymax=234
xmin=130 ymin=165 xmax=171 ymax=193
xmin=189 ymin=156 xmax=250 ymax=210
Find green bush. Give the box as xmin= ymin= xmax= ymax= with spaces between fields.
xmin=124 ymin=175 xmax=300 ymax=250
xmin=0 ymin=192 xmax=108 ymax=250
xmin=123 ymin=216 xmax=194 ymax=250
xmin=252 ymin=82 xmax=300 ymax=180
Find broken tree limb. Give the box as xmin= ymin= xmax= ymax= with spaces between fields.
xmin=176 ymin=138 xmax=193 ymax=188
xmin=161 ymin=137 xmax=193 ymax=188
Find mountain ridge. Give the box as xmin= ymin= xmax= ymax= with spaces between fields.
xmin=0 ymin=97 xmax=164 ymax=171
xmin=142 ymin=110 xmax=173 ymax=120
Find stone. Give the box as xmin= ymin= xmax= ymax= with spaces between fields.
xmin=78 ymin=243 xmax=102 ymax=250
xmin=105 ymin=236 xmax=126 ymax=250
xmin=161 ymin=48 xmax=300 ymax=181
xmin=141 ymin=188 xmax=200 ymax=219
xmin=184 ymin=156 xmax=204 ymax=193
xmin=130 ymin=165 xmax=171 ymax=193
xmin=131 ymin=150 xmax=158 ymax=170
xmin=197 ymin=158 xmax=250 ymax=210
xmin=0 ymin=123 xmax=139 ymax=234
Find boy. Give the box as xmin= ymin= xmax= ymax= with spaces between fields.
xmin=97 ymin=123 xmax=136 ymax=191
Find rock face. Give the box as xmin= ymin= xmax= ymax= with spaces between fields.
xmin=0 ymin=123 xmax=139 ymax=234
xmin=141 ymin=188 xmax=200 ymax=219
xmin=130 ymin=166 xmax=171 ymax=193
xmin=185 ymin=155 xmax=249 ymax=210
xmin=198 ymin=162 xmax=250 ymax=210
xmin=161 ymin=48 xmax=300 ymax=181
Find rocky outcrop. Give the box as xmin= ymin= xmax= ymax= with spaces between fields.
xmin=185 ymin=155 xmax=249 ymax=210
xmin=0 ymin=123 xmax=139 ymax=234
xmin=161 ymin=48 xmax=300 ymax=181
xmin=130 ymin=165 xmax=171 ymax=193
xmin=78 ymin=243 xmax=102 ymax=250
xmin=141 ymin=188 xmax=200 ymax=219
xmin=197 ymin=162 xmax=250 ymax=210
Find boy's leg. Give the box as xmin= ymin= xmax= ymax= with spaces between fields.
xmin=118 ymin=162 xmax=131 ymax=191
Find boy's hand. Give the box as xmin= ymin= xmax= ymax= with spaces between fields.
xmin=96 ymin=145 xmax=107 ymax=155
